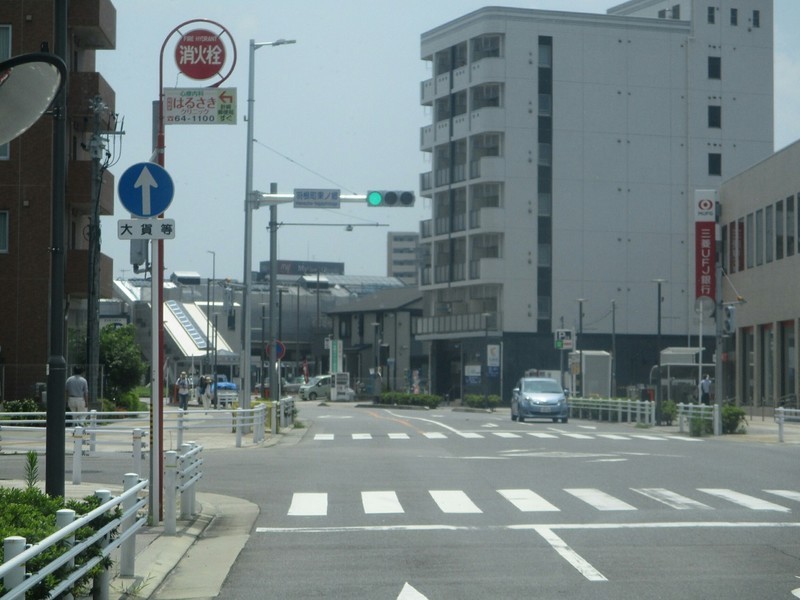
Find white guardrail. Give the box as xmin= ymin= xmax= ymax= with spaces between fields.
xmin=775 ymin=407 xmax=800 ymax=442
xmin=567 ymin=398 xmax=656 ymax=426
xmin=0 ymin=474 xmax=148 ymax=600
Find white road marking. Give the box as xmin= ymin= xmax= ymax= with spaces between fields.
xmin=562 ymin=433 xmax=594 ymax=439
xmin=423 ymin=432 xmax=447 ymax=439
xmin=535 ymin=527 xmax=608 ymax=582
xmin=313 ymin=433 xmax=334 ymax=441
xmin=668 ymin=436 xmax=704 ymax=442
xmin=765 ymin=490 xmax=800 ymax=503
xmin=565 ymin=488 xmax=637 ymax=511
xmin=498 ymin=489 xmax=560 ymax=512
xmin=288 ymin=492 xmax=327 ymax=516
xmin=527 ymin=432 xmax=558 ymax=439
xmin=388 ymin=433 xmax=410 ymax=440
xmin=362 ymin=491 xmax=404 ymax=514
xmin=597 ymin=434 xmax=630 ymax=440
xmin=493 ymin=432 xmax=522 ymax=438
xmin=458 ymin=432 xmax=485 ymax=438
xmin=352 ymin=433 xmax=373 ymax=440
xmin=430 ymin=490 xmax=482 ymax=513
xmin=699 ymin=489 xmax=791 ymax=512
xmin=398 ymin=582 xmax=429 ymax=599
xmin=630 ymin=435 xmax=667 ymax=441
xmin=578 ymin=425 xmax=597 ymax=430
xmin=632 ymin=488 xmax=713 ymax=510
xmin=482 ymin=422 xmax=499 ymax=428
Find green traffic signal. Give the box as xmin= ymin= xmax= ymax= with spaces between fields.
xmin=367 ymin=191 xmax=383 ymax=206
xmin=365 ymin=190 xmax=415 ymax=207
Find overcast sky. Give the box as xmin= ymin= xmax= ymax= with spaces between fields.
xmin=97 ymin=1 xmax=800 ymax=282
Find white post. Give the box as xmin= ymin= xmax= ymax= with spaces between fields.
xmin=777 ymin=406 xmax=785 ymax=443
xmin=132 ymin=428 xmax=144 ymax=476
xmin=179 ymin=443 xmax=192 ymax=520
xmin=177 ymin=408 xmax=185 ymax=449
xmin=56 ymin=509 xmax=76 ymax=571
xmin=236 ymin=409 xmax=242 ymax=448
xmin=89 ymin=409 xmax=97 ymax=454
xmin=164 ymin=451 xmax=177 ymax=535
xmin=93 ymin=490 xmax=112 ymax=600
xmin=72 ymin=426 xmax=84 ymax=484
xmin=3 ymin=536 xmax=26 ymax=591
xmin=713 ymin=402 xmax=721 ymax=436
xmin=120 ymin=473 xmax=139 ymax=576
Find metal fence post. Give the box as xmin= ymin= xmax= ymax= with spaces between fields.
xmin=271 ymin=401 xmax=277 ymax=435
xmin=236 ymin=409 xmax=242 ymax=448
xmin=72 ymin=426 xmax=84 ymax=485
xmin=89 ymin=409 xmax=98 ymax=454
xmin=120 ymin=473 xmax=139 ymax=577
xmin=93 ymin=489 xmax=112 ymax=600
xmin=164 ymin=451 xmax=178 ymax=535
xmin=713 ymin=403 xmax=721 ymax=436
xmin=3 ymin=536 xmax=26 ymax=592
xmin=677 ymin=403 xmax=685 ymax=433
xmin=132 ymin=428 xmax=143 ymax=476
xmin=777 ymin=407 xmax=785 ymax=443
xmin=56 ymin=509 xmax=76 ymax=571
xmin=179 ymin=443 xmax=192 ymax=519
xmin=177 ymin=408 xmax=185 ymax=449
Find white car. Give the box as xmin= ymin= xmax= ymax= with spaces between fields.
xmin=299 ymin=375 xmax=332 ymax=401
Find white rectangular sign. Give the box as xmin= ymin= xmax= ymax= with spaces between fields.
xmin=163 ymin=87 xmax=237 ymax=125
xmin=117 ymin=218 xmax=176 ymax=240
xmin=293 ymin=188 xmax=341 ymax=209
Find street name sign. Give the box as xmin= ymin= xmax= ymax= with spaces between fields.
xmin=164 ymin=87 xmax=237 ymax=125
xmin=118 ymin=162 xmax=175 ymax=217
xmin=117 ymin=218 xmax=176 ymax=240
xmin=293 ymin=188 xmax=341 ymax=209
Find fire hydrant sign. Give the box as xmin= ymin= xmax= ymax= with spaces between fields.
xmin=175 ymin=29 xmax=225 ymax=80
xmin=164 ymin=88 xmax=237 ymax=125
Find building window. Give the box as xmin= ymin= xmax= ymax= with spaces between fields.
xmin=0 ymin=211 xmax=7 ymax=252
xmin=746 ymin=213 xmax=754 ymax=268
xmin=708 ymin=105 xmax=721 ymax=128
xmin=708 ymin=56 xmax=721 ymax=79
xmin=755 ymin=209 xmax=764 ymax=266
xmin=708 ymin=153 xmax=722 ymax=176
xmin=787 ymin=195 xmax=795 ymax=256
xmin=707 ymin=7 xmax=715 ymax=24
xmin=776 ymin=199 xmax=784 ymax=260
xmin=471 ymin=34 xmax=502 ymax=62
xmin=766 ymin=204 xmax=774 ymax=263
xmin=671 ymin=4 xmax=680 ymax=19
xmin=730 ymin=8 xmax=738 ymax=26
xmin=658 ymin=9 xmax=667 ymax=19
xmin=471 ymin=84 xmax=501 ymax=110
xmin=752 ymin=10 xmax=760 ymax=28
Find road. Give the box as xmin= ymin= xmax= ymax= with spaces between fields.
xmin=204 ymin=403 xmax=800 ymax=599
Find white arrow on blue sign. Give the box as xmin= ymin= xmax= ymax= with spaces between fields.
xmin=118 ymin=162 xmax=175 ymax=218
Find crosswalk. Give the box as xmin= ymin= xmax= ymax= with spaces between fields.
xmin=277 ymin=487 xmax=798 ymax=517
xmin=311 ymin=431 xmax=701 ymax=443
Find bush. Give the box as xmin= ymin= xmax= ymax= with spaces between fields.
xmin=690 ymin=416 xmax=713 ymax=437
xmin=375 ymin=392 xmax=441 ymax=409
xmin=463 ymin=394 xmax=500 ymax=410
xmin=721 ymin=404 xmax=747 ymax=434
xmin=660 ymin=400 xmax=677 ymax=426
xmin=2 ymin=398 xmax=41 ymax=416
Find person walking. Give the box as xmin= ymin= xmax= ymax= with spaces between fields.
xmin=65 ymin=366 xmax=89 ymax=426
xmin=699 ymin=374 xmax=712 ymax=404
xmin=175 ymin=371 xmax=190 ymax=410
xmin=199 ymin=375 xmax=210 ymax=410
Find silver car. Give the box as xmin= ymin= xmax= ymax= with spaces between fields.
xmin=511 ymin=377 xmax=569 ymax=423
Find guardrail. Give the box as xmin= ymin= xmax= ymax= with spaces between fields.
xmin=676 ymin=402 xmax=720 ymax=436
xmin=775 ymin=407 xmax=800 ymax=442
xmin=0 ymin=474 xmax=148 ymax=600
xmin=164 ymin=442 xmax=203 ymax=535
xmin=568 ymin=398 xmax=655 ymax=426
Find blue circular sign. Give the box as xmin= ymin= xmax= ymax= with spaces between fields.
xmin=118 ymin=162 xmax=175 ymax=217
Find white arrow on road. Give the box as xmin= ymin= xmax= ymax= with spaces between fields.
xmin=134 ymin=165 xmax=159 ymax=216
xmin=397 ymin=582 xmax=428 ymax=599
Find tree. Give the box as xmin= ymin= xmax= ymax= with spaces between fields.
xmin=99 ymin=324 xmax=146 ymax=400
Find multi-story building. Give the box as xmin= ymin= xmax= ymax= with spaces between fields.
xmin=0 ymin=1 xmax=117 ymax=400
xmin=387 ymin=232 xmax=420 ymax=286
xmin=415 ymin=1 xmax=773 ymax=399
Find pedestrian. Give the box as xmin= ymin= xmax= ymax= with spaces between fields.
xmin=175 ymin=371 xmax=190 ymax=410
xmin=699 ymin=374 xmax=712 ymax=404
xmin=65 ymin=366 xmax=88 ymax=426
xmin=199 ymin=375 xmax=210 ymax=410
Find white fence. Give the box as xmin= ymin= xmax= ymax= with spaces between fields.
xmin=568 ymin=398 xmax=656 ymax=425
xmin=0 ymin=474 xmax=148 ymax=600
xmin=676 ymin=402 xmax=720 ymax=436
xmin=775 ymin=407 xmax=800 ymax=442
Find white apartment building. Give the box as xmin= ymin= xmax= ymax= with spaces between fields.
xmin=415 ymin=1 xmax=773 ymax=399
xmin=387 ymin=232 xmax=420 ymax=286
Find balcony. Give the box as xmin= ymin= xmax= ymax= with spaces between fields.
xmin=66 ymin=249 xmax=114 ymax=299
xmin=66 ymin=160 xmax=115 ymax=216
xmin=470 ymin=108 xmax=505 ymax=133
xmin=70 ymin=0 xmax=117 ymax=49
xmin=420 ymin=219 xmax=432 ymax=239
xmin=420 ymin=125 xmax=434 ymax=150
xmin=469 ymin=57 xmax=505 ymax=85
xmin=420 ymin=172 xmax=433 ymax=193
xmin=469 ymin=257 xmax=504 ymax=281
xmin=470 ymin=156 xmax=505 ymax=181
xmin=435 ymin=72 xmax=451 ymax=96
xmin=435 ymin=120 xmax=450 ymax=144
xmin=469 ymin=206 xmax=504 ymax=232
xmin=420 ymin=78 xmax=434 ymax=106
xmin=452 ymin=114 xmax=469 ymax=139
xmin=69 ymin=72 xmax=116 ymax=119
xmin=452 ymin=65 xmax=469 ymax=91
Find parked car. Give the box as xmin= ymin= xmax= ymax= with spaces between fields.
xmin=283 ymin=376 xmax=306 ymax=396
xmin=511 ymin=377 xmax=569 ymax=423
xmin=299 ymin=375 xmax=332 ymax=401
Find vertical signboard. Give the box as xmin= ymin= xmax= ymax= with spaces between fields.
xmin=694 ymin=190 xmax=717 ymax=300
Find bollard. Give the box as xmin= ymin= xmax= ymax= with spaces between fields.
xmin=271 ymin=401 xmax=277 ymax=435
xmin=713 ymin=403 xmax=721 ymax=436
xmin=132 ymin=428 xmax=144 ymax=476
xmin=777 ymin=407 xmax=785 ymax=443
xmin=56 ymin=509 xmax=76 ymax=571
xmin=177 ymin=408 xmax=185 ymax=449
xmin=164 ymin=451 xmax=178 ymax=535
xmin=186 ymin=442 xmax=198 ymax=517
xmin=89 ymin=410 xmax=98 ymax=454
xmin=93 ymin=490 xmax=112 ymax=600
xmin=235 ymin=409 xmax=242 ymax=448
xmin=72 ymin=426 xmax=84 ymax=485
xmin=120 ymin=473 xmax=139 ymax=577
xmin=179 ymin=443 xmax=193 ymax=520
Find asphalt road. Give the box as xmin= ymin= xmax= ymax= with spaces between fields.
xmin=206 ymin=403 xmax=800 ymax=600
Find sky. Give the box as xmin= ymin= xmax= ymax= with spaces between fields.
xmin=97 ymin=1 xmax=800 ymax=282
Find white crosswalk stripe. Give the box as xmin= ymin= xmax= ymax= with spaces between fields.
xmin=458 ymin=432 xmax=485 ymax=439
xmin=493 ymin=432 xmax=522 ymax=439
xmin=597 ymin=434 xmax=630 ymax=440
xmin=388 ymin=433 xmax=410 ymax=440
xmin=283 ymin=487 xmax=796 ymax=518
xmin=527 ymin=432 xmax=558 ymax=439
xmin=352 ymin=433 xmax=372 ymax=440
xmin=423 ymin=432 xmax=447 ymax=439
xmin=313 ymin=433 xmax=334 ymax=441
xmin=309 ymin=431 xmax=703 ymax=442
xmin=562 ymin=433 xmax=594 ymax=440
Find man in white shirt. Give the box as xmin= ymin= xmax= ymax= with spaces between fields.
xmin=65 ymin=366 xmax=89 ymax=425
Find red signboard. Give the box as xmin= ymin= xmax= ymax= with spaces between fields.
xmin=175 ymin=29 xmax=225 ymax=80
xmin=694 ymin=191 xmax=717 ymax=300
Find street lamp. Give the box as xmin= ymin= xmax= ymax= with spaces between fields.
xmin=372 ymin=321 xmax=381 ymax=400
xmin=206 ymin=250 xmax=215 ymax=375
xmin=482 ymin=312 xmax=490 ymax=407
xmin=652 ymin=278 xmax=667 ymax=423
xmin=242 ymin=37 xmax=295 ymax=411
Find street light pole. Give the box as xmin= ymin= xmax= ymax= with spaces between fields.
xmin=242 ymin=37 xmax=295 ymax=412
xmin=482 ymin=312 xmax=490 ymax=407
xmin=206 ymin=250 xmax=215 ymax=375
xmin=577 ymin=299 xmax=585 ymax=397
xmin=652 ymin=278 xmax=667 ymax=423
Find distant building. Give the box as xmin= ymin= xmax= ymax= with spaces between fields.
xmin=416 ymin=1 xmax=773 ymax=399
xmin=387 ymin=232 xmax=420 ymax=286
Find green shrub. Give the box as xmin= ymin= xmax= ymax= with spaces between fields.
xmin=721 ymin=404 xmax=747 ymax=434
xmin=2 ymin=398 xmax=41 ymax=417
xmin=463 ymin=394 xmax=500 ymax=410
xmin=375 ymin=392 xmax=441 ymax=409
xmin=690 ymin=416 xmax=713 ymax=437
xmin=660 ymin=400 xmax=677 ymax=426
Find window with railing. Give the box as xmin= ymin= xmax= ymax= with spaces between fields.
xmin=471 ymin=83 xmax=502 ymax=109
xmin=471 ymin=34 xmax=502 ymax=61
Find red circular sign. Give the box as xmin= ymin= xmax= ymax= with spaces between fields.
xmin=174 ymin=29 xmax=226 ymax=80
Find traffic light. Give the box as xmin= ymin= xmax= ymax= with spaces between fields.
xmin=723 ymin=305 xmax=736 ymax=334
xmin=366 ymin=190 xmax=415 ymax=207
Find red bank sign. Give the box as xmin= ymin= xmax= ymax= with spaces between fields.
xmin=694 ymin=190 xmax=717 ymax=300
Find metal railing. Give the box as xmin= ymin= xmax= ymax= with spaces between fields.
xmin=164 ymin=442 xmax=203 ymax=535
xmin=676 ymin=403 xmax=720 ymax=436
xmin=567 ymin=398 xmax=655 ymax=425
xmin=1 ymin=474 xmax=148 ymax=600
xmin=775 ymin=407 xmax=800 ymax=442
